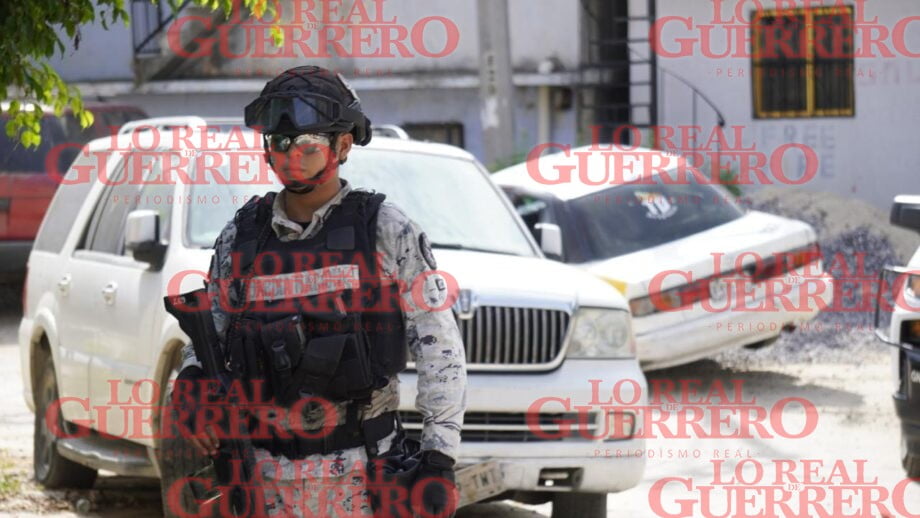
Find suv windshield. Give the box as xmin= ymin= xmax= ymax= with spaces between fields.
xmin=186 ymin=147 xmax=536 ymax=257
xmin=564 ymin=172 xmax=743 ymax=262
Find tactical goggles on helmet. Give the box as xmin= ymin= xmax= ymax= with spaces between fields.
xmin=244 ymin=92 xmax=362 ymax=136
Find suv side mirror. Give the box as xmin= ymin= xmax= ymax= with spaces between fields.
xmin=891 ymin=195 xmax=920 ymax=233
xmin=535 ymin=222 xmax=563 ymax=261
xmin=125 ymin=210 xmax=167 ymax=270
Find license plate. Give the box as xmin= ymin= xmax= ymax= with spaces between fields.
xmin=455 ymin=461 xmax=504 ymax=507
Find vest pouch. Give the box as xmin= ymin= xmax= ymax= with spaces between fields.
xmin=333 ymin=321 xmax=375 ymax=401
xmin=234 ymin=317 xmax=271 ymax=403
xmin=288 ymin=334 xmax=350 ymax=404
xmin=258 ymin=315 xmax=308 ymax=406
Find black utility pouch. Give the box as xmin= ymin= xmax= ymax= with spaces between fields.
xmin=334 ymin=315 xmax=375 ymax=400
xmin=232 ymin=317 xmax=270 ymax=403
xmin=257 ymin=315 xmax=309 ymax=405
xmin=295 ymin=333 xmax=350 ymax=401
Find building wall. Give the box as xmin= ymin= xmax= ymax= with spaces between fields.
xmin=51 ymin=1 xmax=580 ymax=80
xmin=54 ymin=0 xmax=581 ymax=169
xmin=50 ymin=0 xmax=919 ymax=206
xmin=49 ymin=16 xmax=135 ymax=81
xmin=654 ymin=0 xmax=920 ymax=207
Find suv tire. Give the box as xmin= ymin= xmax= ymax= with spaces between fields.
xmin=33 ymin=357 xmax=98 ymax=488
xmin=552 ymin=492 xmax=607 ymax=518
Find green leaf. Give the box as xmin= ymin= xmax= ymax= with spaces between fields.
xmin=78 ymin=109 xmax=95 ymax=129
xmin=270 ymin=25 xmax=284 ymax=47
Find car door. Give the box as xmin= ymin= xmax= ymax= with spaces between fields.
xmin=36 ymin=151 xmax=106 ymax=422
xmin=67 ymin=151 xmax=160 ymax=437
xmin=93 ymin=165 xmax=177 ymax=441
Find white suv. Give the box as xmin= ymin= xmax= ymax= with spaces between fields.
xmin=19 ymin=118 xmax=646 ymax=517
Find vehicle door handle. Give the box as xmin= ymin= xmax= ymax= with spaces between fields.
xmin=102 ymin=282 xmax=118 ymax=305
xmin=57 ymin=274 xmax=71 ymax=296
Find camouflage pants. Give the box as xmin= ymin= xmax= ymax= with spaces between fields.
xmin=262 ymin=471 xmax=374 ymax=517
xmin=254 ymin=433 xmax=395 ymax=518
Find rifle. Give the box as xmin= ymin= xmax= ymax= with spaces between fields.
xmin=163 ymin=288 xmax=263 ymax=516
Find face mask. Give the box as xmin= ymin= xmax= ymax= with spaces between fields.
xmin=265 ymin=133 xmax=337 ymax=193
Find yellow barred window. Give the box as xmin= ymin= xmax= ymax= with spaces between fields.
xmin=752 ymin=6 xmax=855 ymax=118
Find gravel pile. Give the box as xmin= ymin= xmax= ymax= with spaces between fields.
xmin=716 ymin=188 xmax=920 ymax=367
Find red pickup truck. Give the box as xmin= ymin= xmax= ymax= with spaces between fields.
xmin=0 ymin=103 xmax=147 ymax=285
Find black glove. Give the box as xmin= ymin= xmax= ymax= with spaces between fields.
xmin=414 ymin=450 xmax=458 ymax=518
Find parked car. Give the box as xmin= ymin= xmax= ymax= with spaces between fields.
xmin=874 ymin=195 xmax=920 ymax=477
xmin=493 ymin=145 xmax=834 ymax=370
xmin=19 ymin=118 xmax=646 ymax=517
xmin=0 ymin=102 xmax=147 ymax=285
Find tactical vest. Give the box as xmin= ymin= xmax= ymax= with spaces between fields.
xmin=225 ymin=189 xmax=407 ymax=408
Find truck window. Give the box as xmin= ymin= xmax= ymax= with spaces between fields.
xmin=32 ymin=151 xmax=99 ymax=253
xmin=81 ymin=153 xmax=151 ymax=255
xmin=507 ymin=192 xmax=550 ymax=237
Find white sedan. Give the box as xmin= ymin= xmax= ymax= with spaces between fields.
xmin=494 ymin=145 xmax=834 ymax=370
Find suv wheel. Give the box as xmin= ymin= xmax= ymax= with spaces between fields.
xmin=552 ymin=492 xmax=607 ymax=518
xmin=902 ymin=431 xmax=920 ymax=478
xmin=33 ymin=357 xmax=98 ymax=488
xmin=156 ymin=369 xmax=216 ymax=518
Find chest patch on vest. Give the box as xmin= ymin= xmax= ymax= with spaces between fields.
xmin=246 ymin=264 xmax=360 ymax=302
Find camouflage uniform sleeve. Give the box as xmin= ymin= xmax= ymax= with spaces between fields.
xmin=376 ymin=201 xmax=467 ymax=461
xmin=178 ymin=218 xmax=237 ymax=372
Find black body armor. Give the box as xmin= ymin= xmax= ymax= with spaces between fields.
xmin=224 ymin=189 xmax=407 ymax=410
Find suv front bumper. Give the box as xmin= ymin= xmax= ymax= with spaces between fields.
xmin=398 ymin=358 xmax=647 ymax=494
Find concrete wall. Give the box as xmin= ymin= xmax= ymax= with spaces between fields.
xmin=654 ymin=0 xmax=920 ymax=207
xmin=48 ymin=14 xmax=135 ymax=81
xmin=50 ymin=0 xmax=920 ymax=206
xmin=52 ymin=1 xmax=580 ymax=81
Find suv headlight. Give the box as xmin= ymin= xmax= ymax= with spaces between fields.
xmin=566 ymin=308 xmax=635 ymax=359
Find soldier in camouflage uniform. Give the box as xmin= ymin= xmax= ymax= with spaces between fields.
xmin=178 ymin=66 xmax=467 ymax=517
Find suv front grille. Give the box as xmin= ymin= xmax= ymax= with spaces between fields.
xmin=398 ymin=411 xmax=598 ymax=442
xmin=455 ymin=306 xmax=570 ymax=367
